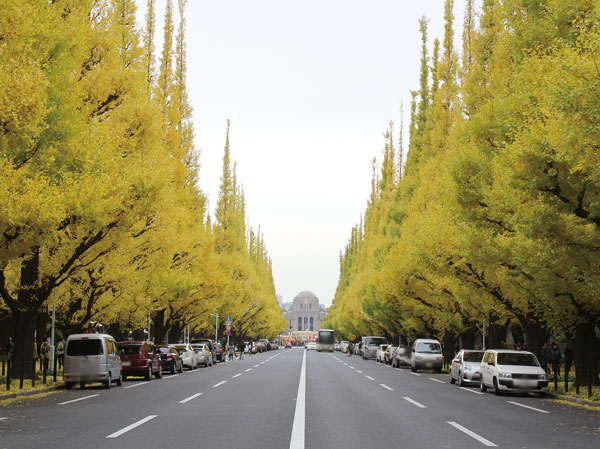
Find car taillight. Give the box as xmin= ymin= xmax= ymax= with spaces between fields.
xmin=167 ymin=354 xmax=172 ymax=358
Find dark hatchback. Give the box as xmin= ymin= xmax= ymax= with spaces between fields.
xmin=116 ymin=341 xmax=162 ymax=381
xmin=156 ymin=345 xmax=184 ymax=374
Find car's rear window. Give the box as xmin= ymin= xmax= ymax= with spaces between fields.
xmin=364 ymin=337 xmax=386 ymax=346
xmin=497 ymin=352 xmax=539 ymax=367
xmin=416 ymin=342 xmax=442 ymax=353
xmin=117 ymin=344 xmax=141 ymax=355
xmin=67 ymin=339 xmax=103 ymax=356
xmin=463 ymin=351 xmax=485 ymax=362
xmin=156 ymin=347 xmax=170 ymax=354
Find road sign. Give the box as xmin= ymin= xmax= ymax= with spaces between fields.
xmin=226 ymin=324 xmax=231 ymax=336
xmin=226 ymin=315 xmax=231 ymax=325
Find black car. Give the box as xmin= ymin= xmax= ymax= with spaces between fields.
xmin=156 ymin=345 xmax=184 ymax=374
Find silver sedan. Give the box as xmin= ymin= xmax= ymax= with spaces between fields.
xmin=450 ymin=350 xmax=485 ymax=386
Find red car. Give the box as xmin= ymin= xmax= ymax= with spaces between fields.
xmin=285 ymin=342 xmax=292 ymax=348
xmin=117 ymin=341 xmax=163 ymax=380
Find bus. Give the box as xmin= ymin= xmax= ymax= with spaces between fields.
xmin=316 ymin=329 xmax=336 ymax=352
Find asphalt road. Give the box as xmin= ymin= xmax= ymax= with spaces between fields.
xmin=0 ymin=348 xmax=598 ymax=449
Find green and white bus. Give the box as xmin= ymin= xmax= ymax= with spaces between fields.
xmin=316 ymin=329 xmax=335 ymax=352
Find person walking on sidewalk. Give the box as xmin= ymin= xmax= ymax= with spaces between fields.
xmin=6 ymin=336 xmax=14 ymax=362
xmin=40 ymin=337 xmax=50 ymax=372
xmin=238 ymin=341 xmax=245 ymax=360
xmin=56 ymin=339 xmax=65 ymax=369
xmin=551 ymin=343 xmax=561 ymax=375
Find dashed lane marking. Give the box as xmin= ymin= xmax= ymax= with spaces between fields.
xmin=245 ymin=368 xmax=252 ymax=372
xmin=447 ymin=421 xmax=497 ymax=447
xmin=380 ymin=384 xmax=394 ymax=391
xmin=403 ymin=397 xmax=426 ymax=408
xmin=106 ymin=415 xmax=157 ymax=439
xmin=212 ymin=381 xmax=227 ymax=388
xmin=356 ymin=370 xmax=363 ymax=374
xmin=179 ymin=393 xmax=203 ymax=404
xmin=123 ymin=382 xmax=147 ymax=389
xmin=365 ymin=375 xmax=375 ymax=381
xmin=254 ymin=364 xmax=260 ymax=368
xmin=429 ymin=378 xmax=445 ymax=384
xmin=232 ymin=373 xmax=242 ymax=378
xmin=507 ymin=400 xmax=550 ymax=414
xmin=58 ymin=394 xmax=100 ymax=406
xmin=410 ymin=372 xmax=421 ymax=376
xmin=164 ymin=374 xmax=179 ymax=379
xmin=459 ymin=387 xmax=483 ymax=395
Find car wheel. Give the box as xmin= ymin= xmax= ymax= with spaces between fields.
xmin=116 ymin=372 xmax=122 ymax=386
xmin=145 ymin=364 xmax=152 ymax=381
xmin=480 ymin=378 xmax=487 ymax=392
xmin=493 ymin=378 xmax=501 ymax=396
xmin=155 ymin=365 xmax=162 ymax=379
xmin=171 ymin=362 xmax=177 ymax=374
xmin=104 ymin=373 xmax=111 ymax=389
xmin=65 ymin=382 xmax=73 ymax=390
xmin=539 ymin=392 xmax=546 ymax=398
xmin=450 ymin=373 xmax=456 ymax=384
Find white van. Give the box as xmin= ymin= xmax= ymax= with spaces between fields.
xmin=411 ymin=338 xmax=443 ymax=373
xmin=64 ymin=333 xmax=122 ymax=390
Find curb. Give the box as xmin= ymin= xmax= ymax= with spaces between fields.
xmin=0 ymin=383 xmax=65 ymax=401
xmin=548 ymin=392 xmax=600 ymax=408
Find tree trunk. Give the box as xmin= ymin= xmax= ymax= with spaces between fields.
xmin=575 ymin=318 xmax=599 ymax=386
xmin=11 ymin=309 xmax=37 ymax=379
xmin=153 ymin=309 xmax=166 ymax=344
xmin=519 ymin=319 xmax=547 ymax=361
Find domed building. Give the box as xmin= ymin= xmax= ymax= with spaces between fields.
xmin=284 ymin=291 xmax=326 ymax=333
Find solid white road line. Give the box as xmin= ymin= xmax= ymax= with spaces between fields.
xmin=459 ymin=387 xmax=483 ymax=395
xmin=380 ymin=384 xmax=394 ymax=391
xmin=213 ymin=381 xmax=227 ymax=388
xmin=179 ymin=393 xmax=203 ymax=404
xmin=245 ymin=368 xmax=252 ymax=372
xmin=232 ymin=373 xmax=242 ymax=378
xmin=58 ymin=394 xmax=100 ymax=406
xmin=164 ymin=374 xmax=179 ymax=379
xmin=289 ymin=349 xmax=306 ymax=449
xmin=365 ymin=375 xmax=375 ymax=381
xmin=356 ymin=370 xmax=363 ymax=374
xmin=106 ymin=415 xmax=157 ymax=439
xmin=429 ymin=378 xmax=445 ymax=384
xmin=403 ymin=397 xmax=426 ymax=408
xmin=507 ymin=400 xmax=550 ymax=414
xmin=123 ymin=382 xmax=147 ymax=389
xmin=447 ymin=421 xmax=498 ymax=447
xmin=410 ymin=372 xmax=421 ymax=376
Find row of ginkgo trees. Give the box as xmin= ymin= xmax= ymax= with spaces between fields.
xmin=324 ymin=0 xmax=600 ymax=383
xmin=0 ymin=0 xmax=285 ymax=377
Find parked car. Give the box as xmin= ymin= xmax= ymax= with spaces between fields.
xmin=117 ymin=341 xmax=162 ymax=381
xmin=339 ymin=341 xmax=349 ymax=352
xmin=193 ymin=338 xmax=216 ymax=362
xmin=480 ymin=350 xmax=548 ymax=397
xmin=64 ymin=333 xmax=122 ymax=390
xmin=156 ymin=345 xmax=184 ymax=374
xmin=361 ymin=336 xmax=387 ymax=360
xmin=173 ymin=344 xmax=198 ymax=369
xmin=450 ymin=350 xmax=485 ymax=386
xmin=191 ymin=344 xmax=214 ymax=367
xmin=411 ymin=339 xmax=443 ymax=373
xmin=259 ymin=339 xmax=270 ymax=352
xmin=376 ymin=344 xmax=391 ymax=363
xmin=256 ymin=341 xmax=266 ymax=353
xmin=391 ymin=346 xmax=411 ymax=368
xmin=214 ymin=343 xmax=225 ymax=363
xmin=305 ymin=342 xmax=316 ymax=351
xmin=285 ymin=342 xmax=292 ymax=349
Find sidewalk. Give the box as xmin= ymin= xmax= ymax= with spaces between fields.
xmin=1 ymin=383 xmax=65 ymax=402
xmin=548 ymin=392 xmax=600 ymax=408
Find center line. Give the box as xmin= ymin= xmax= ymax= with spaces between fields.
xmin=410 ymin=372 xmax=421 ymax=376
xmin=106 ymin=415 xmax=157 ymax=438
xmin=232 ymin=373 xmax=242 ymax=378
xmin=356 ymin=370 xmax=363 ymax=374
xmin=403 ymin=397 xmax=426 ymax=408
xmin=254 ymin=364 xmax=260 ymax=368
xmin=213 ymin=381 xmax=227 ymax=388
xmin=365 ymin=375 xmax=375 ymax=380
xmin=429 ymin=378 xmax=445 ymax=384
xmin=380 ymin=384 xmax=394 ymax=391
xmin=179 ymin=393 xmax=203 ymax=404
xmin=245 ymin=368 xmax=252 ymax=372
xmin=289 ymin=348 xmax=306 ymax=449
xmin=124 ymin=382 xmax=147 ymax=389
xmin=507 ymin=400 xmax=550 ymax=414
xmin=58 ymin=394 xmax=100 ymax=406
xmin=343 ymin=363 xmax=348 ymax=366
xmin=459 ymin=387 xmax=483 ymax=395
xmin=447 ymin=422 xmax=497 ymax=447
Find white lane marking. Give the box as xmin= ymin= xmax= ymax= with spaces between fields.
xmin=0 ymin=417 xmax=9 ymax=421
xmin=380 ymin=384 xmax=394 ymax=391
xmin=232 ymin=373 xmax=242 ymax=378
xmin=459 ymin=387 xmax=484 ymax=395
xmin=261 ymin=362 xmax=265 ymax=365
xmin=245 ymin=368 xmax=252 ymax=372
xmin=123 ymin=382 xmax=147 ymax=389
xmin=289 ymin=348 xmax=306 ymax=449
xmin=254 ymin=364 xmax=260 ymax=368
xmin=365 ymin=375 xmax=375 ymax=381
xmin=179 ymin=393 xmax=203 ymax=404
xmin=164 ymin=374 xmax=179 ymax=379
xmin=58 ymin=394 xmax=100 ymax=406
xmin=348 ymin=366 xmax=354 ymax=369
xmin=507 ymin=400 xmax=550 ymax=414
xmin=356 ymin=370 xmax=363 ymax=374
xmin=410 ymin=372 xmax=421 ymax=376
xmin=343 ymin=363 xmax=348 ymax=366
xmin=213 ymin=381 xmax=227 ymax=388
xmin=106 ymin=415 xmax=157 ymax=439
xmin=429 ymin=378 xmax=445 ymax=384
xmin=403 ymin=397 xmax=426 ymax=408
xmin=447 ymin=421 xmax=498 ymax=447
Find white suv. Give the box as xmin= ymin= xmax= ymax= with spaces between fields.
xmin=480 ymin=350 xmax=548 ymax=397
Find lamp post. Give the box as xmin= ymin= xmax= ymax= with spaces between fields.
xmin=210 ymin=313 xmax=220 ymax=343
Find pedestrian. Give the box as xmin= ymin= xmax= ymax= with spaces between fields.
xmin=56 ymin=338 xmax=65 ymax=369
xmin=6 ymin=336 xmax=14 ymax=362
xmin=541 ymin=343 xmax=551 ymax=373
xmin=564 ymin=344 xmax=574 ymax=379
xmin=551 ymin=343 xmax=561 ymax=375
xmin=228 ymin=344 xmax=234 ymax=361
xmin=248 ymin=341 xmax=252 ymax=356
xmin=238 ymin=341 xmax=245 ymax=360
xmin=40 ymin=337 xmax=50 ymax=372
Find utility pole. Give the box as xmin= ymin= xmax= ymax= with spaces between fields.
xmin=210 ymin=313 xmax=220 ymax=343
xmin=49 ymin=289 xmax=56 ymax=370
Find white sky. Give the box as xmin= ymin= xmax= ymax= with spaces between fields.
xmin=137 ymin=0 xmax=466 ymax=307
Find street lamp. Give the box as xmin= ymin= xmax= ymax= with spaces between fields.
xmin=210 ymin=313 xmax=220 ymax=343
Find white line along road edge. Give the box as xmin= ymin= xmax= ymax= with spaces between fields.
xmin=106 ymin=415 xmax=157 ymax=439
xmin=289 ymin=349 xmax=306 ymax=449
xmin=507 ymin=400 xmax=550 ymax=414
xmin=58 ymin=394 xmax=100 ymax=406
xmin=447 ymin=421 xmax=498 ymax=447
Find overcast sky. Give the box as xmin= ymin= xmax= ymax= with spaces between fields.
xmin=137 ymin=0 xmax=466 ymax=307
